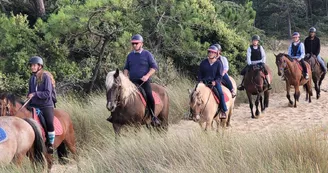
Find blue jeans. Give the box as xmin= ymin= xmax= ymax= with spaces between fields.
xmin=214 ymin=84 xmax=228 ymax=112
xmin=317 ymin=54 xmax=327 ymax=72
xmin=222 ymin=73 xmax=233 ymax=91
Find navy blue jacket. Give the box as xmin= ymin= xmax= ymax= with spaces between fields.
xmin=124 ymin=49 xmax=158 ymax=80
xmin=28 ymin=72 xmax=54 ymax=108
xmin=197 ymin=58 xmax=223 ymax=85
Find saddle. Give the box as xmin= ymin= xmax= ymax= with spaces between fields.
xmin=205 ymin=85 xmax=230 ymax=104
xmin=32 ymin=108 xmax=63 ymax=142
xmin=295 ymin=61 xmax=310 ymax=73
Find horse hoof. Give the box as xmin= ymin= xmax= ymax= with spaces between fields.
xmin=251 ymin=116 xmax=255 ymax=119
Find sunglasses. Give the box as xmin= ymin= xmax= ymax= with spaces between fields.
xmin=131 ymin=43 xmax=139 ymax=45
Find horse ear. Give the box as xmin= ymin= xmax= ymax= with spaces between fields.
xmin=114 ymin=68 xmax=119 ymax=78
xmin=273 ymin=53 xmax=277 ymax=57
xmin=188 ymin=89 xmax=192 ymax=94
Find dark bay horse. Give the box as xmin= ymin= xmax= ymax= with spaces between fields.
xmin=275 ymin=53 xmax=313 ymax=107
xmin=0 ymin=116 xmax=45 ymax=167
xmin=244 ymin=64 xmax=272 ymax=118
xmin=105 ymin=69 xmax=169 ymax=135
xmin=0 ymin=93 xmax=77 ymax=170
xmin=305 ymin=53 xmax=326 ymax=99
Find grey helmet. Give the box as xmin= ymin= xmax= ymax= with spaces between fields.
xmin=309 ymin=27 xmax=316 ymax=33
xmin=131 ymin=34 xmax=143 ymax=43
xmin=252 ymin=35 xmax=260 ymax=41
xmin=213 ymin=43 xmax=222 ymax=51
xmin=28 ymin=56 xmax=43 ymax=66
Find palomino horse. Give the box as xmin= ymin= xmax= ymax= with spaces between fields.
xmin=0 ymin=93 xmax=77 ymax=170
xmin=305 ymin=53 xmax=326 ymax=99
xmin=244 ymin=64 xmax=272 ymax=118
xmin=0 ymin=116 xmax=45 ymax=166
xmin=188 ymin=77 xmax=237 ymax=130
xmin=105 ymin=69 xmax=169 ymax=135
xmin=275 ymin=53 xmax=313 ymax=107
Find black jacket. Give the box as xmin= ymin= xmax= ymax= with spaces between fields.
xmin=304 ymin=36 xmax=320 ymax=56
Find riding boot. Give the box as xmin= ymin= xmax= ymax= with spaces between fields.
xmin=237 ymin=77 xmax=245 ymax=91
xmin=149 ymin=107 xmax=161 ymax=126
xmin=212 ymin=87 xmax=227 ymax=119
xmin=300 ymin=59 xmax=309 ymax=79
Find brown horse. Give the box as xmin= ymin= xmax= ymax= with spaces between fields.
xmin=304 ymin=53 xmax=326 ymax=99
xmin=0 ymin=93 xmax=77 ymax=170
xmin=0 ymin=116 xmax=45 ymax=167
xmin=244 ymin=64 xmax=272 ymax=118
xmin=188 ymin=76 xmax=237 ymax=130
xmin=275 ymin=53 xmax=313 ymax=107
xmin=105 ymin=69 xmax=169 ymax=135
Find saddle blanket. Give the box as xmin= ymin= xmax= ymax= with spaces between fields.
xmin=0 ymin=127 xmax=8 ymax=144
xmin=137 ymin=91 xmax=161 ymax=106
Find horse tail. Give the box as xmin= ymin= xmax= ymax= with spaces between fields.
xmin=24 ymin=118 xmax=45 ymax=164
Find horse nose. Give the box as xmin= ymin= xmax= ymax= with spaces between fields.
xmin=193 ymin=114 xmax=200 ymax=122
xmin=278 ymin=72 xmax=282 ymax=76
xmin=107 ymin=102 xmax=114 ymax=111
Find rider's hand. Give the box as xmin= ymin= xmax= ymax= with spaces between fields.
xmin=141 ymin=75 xmax=150 ymax=82
xmin=212 ymin=81 xmax=216 ymax=86
xmin=27 ymin=93 xmax=35 ymax=99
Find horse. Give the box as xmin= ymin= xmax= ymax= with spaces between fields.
xmin=244 ymin=64 xmax=272 ymax=118
xmin=0 ymin=116 xmax=45 ymax=167
xmin=0 ymin=93 xmax=77 ymax=170
xmin=188 ymin=76 xmax=237 ymax=131
xmin=304 ymin=53 xmax=326 ymax=99
xmin=275 ymin=53 xmax=313 ymax=107
xmin=105 ymin=69 xmax=169 ymax=135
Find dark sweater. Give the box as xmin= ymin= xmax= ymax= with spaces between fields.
xmin=304 ymin=36 xmax=320 ymax=56
xmin=197 ymin=58 xmax=223 ymax=85
xmin=28 ymin=73 xmax=54 ymax=108
xmin=124 ymin=49 xmax=158 ymax=80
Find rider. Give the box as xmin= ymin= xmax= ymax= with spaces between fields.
xmin=214 ymin=43 xmax=236 ymax=98
xmin=27 ymin=56 xmax=56 ymax=154
xmin=288 ymin=32 xmax=308 ymax=79
xmin=304 ymin=27 xmax=327 ymax=73
xmin=238 ymin=35 xmax=271 ymax=90
xmin=123 ymin=34 xmax=161 ymax=125
xmin=198 ymin=45 xmax=227 ymax=119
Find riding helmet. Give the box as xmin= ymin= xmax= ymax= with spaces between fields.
xmin=292 ymin=32 xmax=300 ymax=37
xmin=252 ymin=35 xmax=260 ymax=41
xmin=309 ymin=27 xmax=316 ymax=33
xmin=213 ymin=43 xmax=222 ymax=50
xmin=207 ymin=45 xmax=219 ymax=53
xmin=131 ymin=34 xmax=143 ymax=43
xmin=28 ymin=56 xmax=43 ymax=66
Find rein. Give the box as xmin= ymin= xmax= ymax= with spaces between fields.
xmin=190 ymin=84 xmax=214 ymax=119
xmin=13 ymin=97 xmax=32 ymax=116
xmin=117 ymin=80 xmax=146 ymax=106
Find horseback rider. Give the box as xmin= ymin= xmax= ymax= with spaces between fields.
xmin=123 ymin=34 xmax=161 ymax=126
xmin=198 ymin=45 xmax=227 ymax=119
xmin=288 ymin=32 xmax=309 ymax=79
xmin=238 ymin=35 xmax=271 ymax=90
xmin=213 ymin=43 xmax=236 ymax=98
xmin=27 ymin=56 xmax=56 ymax=154
xmin=304 ymin=27 xmax=327 ymax=73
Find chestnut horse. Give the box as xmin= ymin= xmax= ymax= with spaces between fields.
xmin=0 ymin=116 xmax=45 ymax=167
xmin=188 ymin=76 xmax=237 ymax=130
xmin=304 ymin=53 xmax=326 ymax=99
xmin=275 ymin=53 xmax=313 ymax=107
xmin=244 ymin=64 xmax=272 ymax=118
xmin=0 ymin=93 xmax=77 ymax=170
xmin=105 ymin=69 xmax=169 ymax=135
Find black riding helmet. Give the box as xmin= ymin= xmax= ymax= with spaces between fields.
xmin=252 ymin=35 xmax=260 ymax=41
xmin=28 ymin=56 xmax=43 ymax=67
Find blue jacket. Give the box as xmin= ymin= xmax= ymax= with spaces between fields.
xmin=197 ymin=58 xmax=223 ymax=85
xmin=28 ymin=72 xmax=54 ymax=108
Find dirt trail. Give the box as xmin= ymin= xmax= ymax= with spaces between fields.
xmin=170 ymin=79 xmax=328 ymax=136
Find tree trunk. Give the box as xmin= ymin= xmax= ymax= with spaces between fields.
xmin=30 ymin=0 xmax=45 ymax=17
xmin=87 ymin=38 xmax=110 ymax=93
xmin=287 ymin=10 xmax=292 ymax=37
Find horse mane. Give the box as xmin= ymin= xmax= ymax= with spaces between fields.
xmin=105 ymin=70 xmax=138 ymax=105
xmin=0 ymin=93 xmax=32 ymax=111
xmin=277 ymin=53 xmax=294 ymax=62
